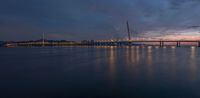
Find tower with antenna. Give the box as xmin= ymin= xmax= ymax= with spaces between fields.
xmin=42 ymin=32 xmax=45 ymax=47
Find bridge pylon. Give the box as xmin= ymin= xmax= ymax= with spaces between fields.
xmin=126 ymin=21 xmax=131 ymax=41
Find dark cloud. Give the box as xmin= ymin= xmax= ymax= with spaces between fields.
xmin=0 ymin=0 xmax=200 ymax=40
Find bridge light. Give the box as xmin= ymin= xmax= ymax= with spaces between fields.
xmin=171 ymin=46 xmax=176 ymax=49
xmin=148 ymin=46 xmax=152 ymax=49
xmin=191 ymin=46 xmax=196 ymax=49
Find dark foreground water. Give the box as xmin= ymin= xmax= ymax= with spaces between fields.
xmin=0 ymin=46 xmax=200 ymax=98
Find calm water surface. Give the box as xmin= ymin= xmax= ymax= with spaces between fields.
xmin=0 ymin=46 xmax=200 ymax=98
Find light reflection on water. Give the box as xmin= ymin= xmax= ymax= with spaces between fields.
xmin=108 ymin=46 xmax=116 ymax=80
xmin=147 ymin=46 xmax=153 ymax=80
xmin=190 ymin=46 xmax=197 ymax=81
xmin=0 ymin=46 xmax=200 ymax=97
xmin=93 ymin=46 xmax=200 ymax=97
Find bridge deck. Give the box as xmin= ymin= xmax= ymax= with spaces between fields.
xmin=96 ymin=40 xmax=200 ymax=43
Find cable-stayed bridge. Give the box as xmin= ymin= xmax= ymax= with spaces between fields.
xmin=2 ymin=21 xmax=200 ymax=47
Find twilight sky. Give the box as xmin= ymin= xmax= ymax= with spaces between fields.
xmin=1 ymin=0 xmax=200 ymax=41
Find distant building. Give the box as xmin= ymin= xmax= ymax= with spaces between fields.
xmin=81 ymin=40 xmax=95 ymax=45
xmin=81 ymin=40 xmax=90 ymax=45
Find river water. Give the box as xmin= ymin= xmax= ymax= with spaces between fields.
xmin=0 ymin=46 xmax=200 ymax=98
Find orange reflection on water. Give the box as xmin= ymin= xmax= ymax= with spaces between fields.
xmin=108 ymin=46 xmax=117 ymax=79
xmin=147 ymin=46 xmax=153 ymax=79
xmin=95 ymin=48 xmax=101 ymax=71
xmin=169 ymin=46 xmax=177 ymax=79
xmin=135 ymin=46 xmax=141 ymax=65
xmin=190 ymin=46 xmax=197 ymax=80
xmin=124 ymin=47 xmax=132 ymax=75
xmin=147 ymin=47 xmax=153 ymax=65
